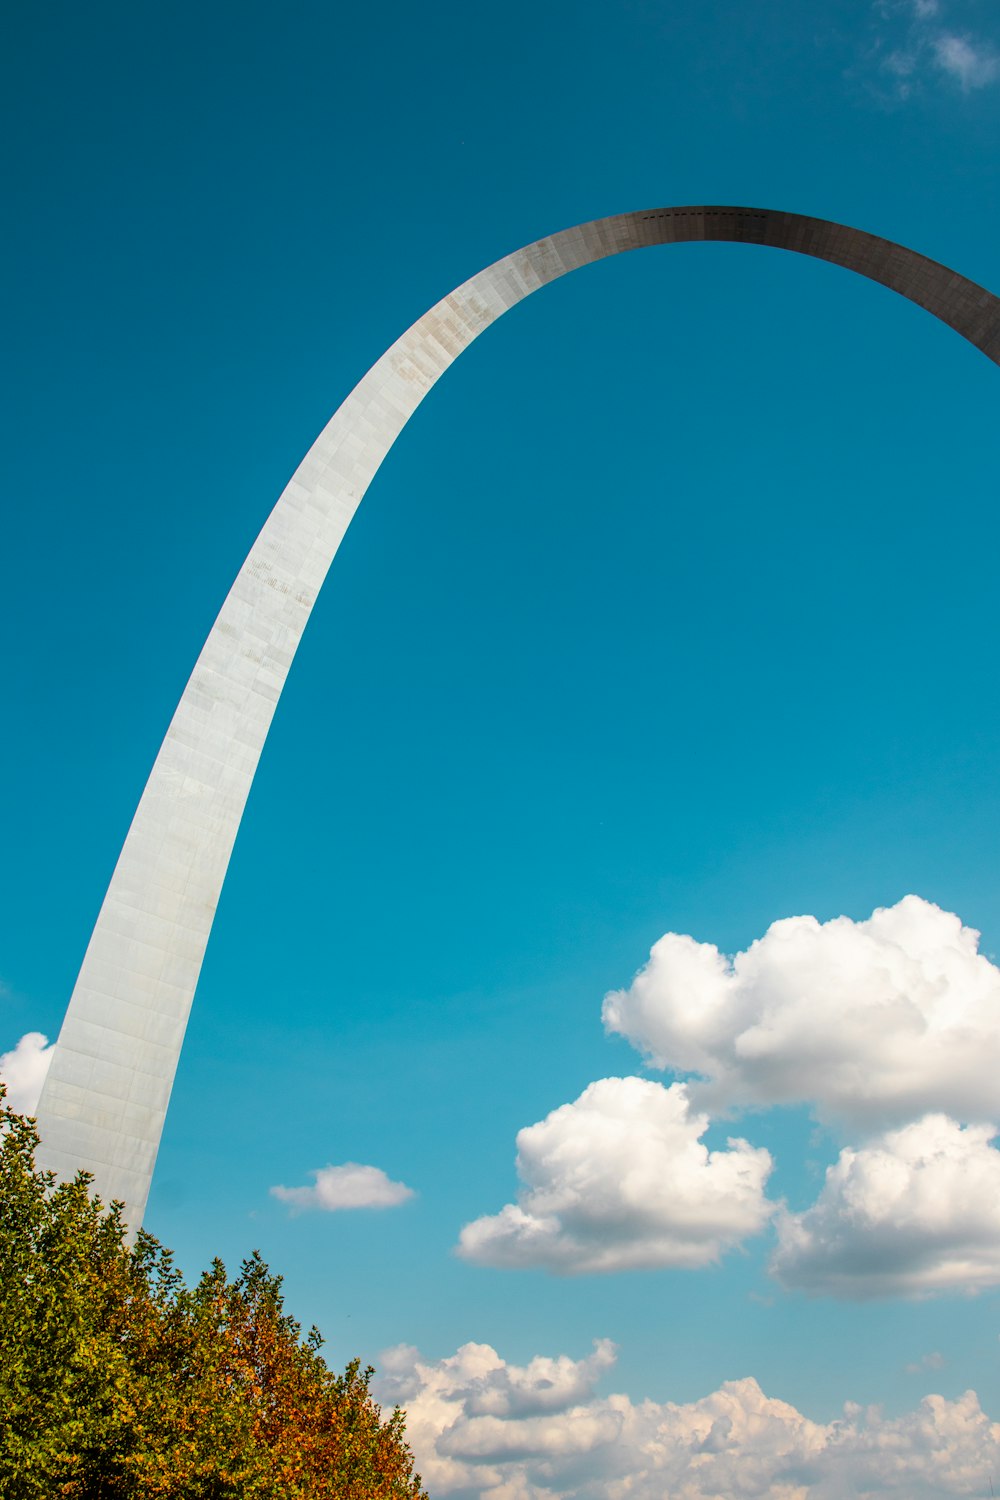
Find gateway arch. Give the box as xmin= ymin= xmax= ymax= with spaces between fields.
xmin=33 ymin=206 xmax=1000 ymax=1234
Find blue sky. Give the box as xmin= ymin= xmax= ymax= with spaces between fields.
xmin=4 ymin=1 xmax=1000 ymax=1494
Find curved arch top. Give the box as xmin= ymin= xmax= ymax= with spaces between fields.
xmin=34 ymin=206 xmax=1000 ymax=1231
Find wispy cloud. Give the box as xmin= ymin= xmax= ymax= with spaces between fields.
xmin=905 ymin=1351 xmax=947 ymax=1374
xmin=271 ymin=1161 xmax=415 ymax=1213
xmin=866 ymin=0 xmax=999 ymax=98
xmin=933 ymin=32 xmax=1000 ymax=89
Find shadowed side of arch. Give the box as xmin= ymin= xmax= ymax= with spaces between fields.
xmin=33 ymin=206 xmax=1000 ymax=1233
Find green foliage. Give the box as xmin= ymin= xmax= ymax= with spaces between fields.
xmin=0 ymin=1087 xmax=428 ymax=1499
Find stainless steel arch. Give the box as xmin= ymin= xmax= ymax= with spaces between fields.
xmin=34 ymin=206 xmax=1000 ymax=1232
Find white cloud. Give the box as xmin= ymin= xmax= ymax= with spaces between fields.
xmin=382 ymin=1338 xmax=618 ymax=1423
xmin=270 ymin=1161 xmax=414 ymax=1213
xmin=457 ymin=1077 xmax=773 ymax=1274
xmin=884 ymin=46 xmax=919 ymax=80
xmin=904 ymin=1351 xmax=946 ymax=1374
xmin=773 ymin=1114 xmax=1000 ymax=1298
xmin=866 ymin=0 xmax=999 ymax=98
xmin=0 ymin=1032 xmax=54 ymax=1115
xmin=376 ymin=1339 xmax=1000 ymax=1499
xmin=603 ymin=897 xmax=1000 ymax=1130
xmin=933 ymin=33 xmax=1000 ymax=89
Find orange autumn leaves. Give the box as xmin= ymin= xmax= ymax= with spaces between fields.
xmin=0 ymin=1088 xmax=428 ymax=1499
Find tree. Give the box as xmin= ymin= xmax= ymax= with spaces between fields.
xmin=0 ymin=1086 xmax=428 ymax=1499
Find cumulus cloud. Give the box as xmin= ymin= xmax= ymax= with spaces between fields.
xmin=933 ymin=33 xmax=1000 ymax=89
xmin=457 ymin=1077 xmax=773 ymax=1274
xmin=381 ymin=1338 xmax=618 ymax=1422
xmin=270 ymin=1162 xmax=414 ymax=1213
xmin=0 ymin=1032 xmax=54 ymax=1114
xmin=773 ymin=1114 xmax=1000 ymax=1298
xmin=376 ymin=1338 xmax=1000 ymax=1499
xmin=603 ymin=896 xmax=1000 ymax=1130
